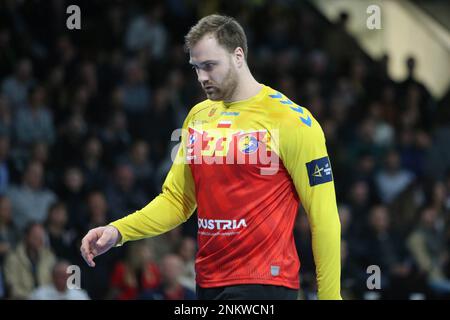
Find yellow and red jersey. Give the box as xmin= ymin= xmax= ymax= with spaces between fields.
xmin=110 ymin=84 xmax=342 ymax=299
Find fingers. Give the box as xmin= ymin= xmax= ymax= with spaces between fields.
xmin=80 ymin=230 xmax=99 ymax=267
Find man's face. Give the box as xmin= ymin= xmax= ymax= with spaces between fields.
xmin=26 ymin=224 xmax=45 ymax=252
xmin=24 ymin=162 xmax=43 ymax=190
xmin=189 ymin=35 xmax=239 ymax=101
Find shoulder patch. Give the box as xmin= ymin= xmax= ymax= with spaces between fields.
xmin=306 ymin=156 xmax=333 ymax=186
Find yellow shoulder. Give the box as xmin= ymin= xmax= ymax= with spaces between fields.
xmin=263 ymin=87 xmax=316 ymax=130
xmin=189 ymin=99 xmax=219 ymax=118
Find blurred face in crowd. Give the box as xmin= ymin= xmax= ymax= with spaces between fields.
xmin=153 ymin=87 xmax=170 ymax=113
xmin=126 ymin=61 xmax=145 ymax=85
xmin=0 ymin=196 xmax=12 ymax=224
xmin=30 ymin=86 xmax=46 ymax=107
xmin=84 ymin=137 xmax=102 ymax=161
xmin=338 ymin=205 xmax=352 ymax=232
xmin=350 ymin=181 xmax=369 ymax=206
xmin=189 ymin=35 xmax=240 ymax=101
xmin=31 ymin=142 xmax=48 ymax=164
xmin=178 ymin=237 xmax=196 ymax=262
xmin=48 ymin=204 xmax=68 ymax=229
xmin=369 ymin=206 xmax=390 ymax=233
xmin=160 ymin=254 xmax=184 ymax=285
xmin=127 ymin=241 xmax=154 ymax=270
xmin=17 ymin=59 xmax=32 ymax=82
xmin=0 ymin=94 xmax=11 ymax=117
xmin=385 ymin=150 xmax=400 ymax=172
xmin=0 ymin=135 xmax=10 ymax=160
xmin=131 ymin=141 xmax=149 ymax=165
xmin=64 ymin=167 xmax=84 ymax=192
xmin=421 ymin=207 xmax=438 ymax=228
xmin=52 ymin=261 xmax=70 ymax=292
xmin=115 ymin=164 xmax=135 ymax=191
xmin=26 ymin=224 xmax=46 ymax=252
xmin=432 ymin=182 xmax=446 ymax=206
xmin=24 ymin=161 xmax=44 ymax=190
xmin=358 ymin=154 xmax=375 ymax=175
xmin=87 ymin=192 xmax=107 ymax=224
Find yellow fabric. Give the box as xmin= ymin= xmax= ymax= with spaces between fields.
xmin=277 ymin=104 xmax=342 ymax=300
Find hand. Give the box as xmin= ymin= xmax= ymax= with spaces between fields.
xmin=80 ymin=225 xmax=121 ymax=267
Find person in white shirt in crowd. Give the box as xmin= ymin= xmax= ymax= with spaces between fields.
xmin=29 ymin=260 xmax=90 ymax=300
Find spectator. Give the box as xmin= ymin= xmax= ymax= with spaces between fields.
xmin=125 ymin=3 xmax=168 ymax=61
xmin=1 ymin=58 xmax=35 ymax=109
xmin=139 ymin=254 xmax=196 ymax=300
xmin=29 ymin=260 xmax=90 ymax=300
xmin=361 ymin=205 xmax=422 ymax=299
xmin=6 ymin=160 xmax=56 ymax=231
xmin=147 ymin=226 xmax=184 ymax=264
xmin=104 ymin=163 xmax=148 ymax=221
xmin=120 ymin=140 xmax=155 ymax=195
xmin=14 ymin=85 xmax=55 ymax=148
xmin=53 ymin=113 xmax=89 ymax=166
xmin=0 ymin=195 xmax=19 ymax=297
xmin=120 ymin=60 xmax=151 ymax=116
xmin=176 ymin=237 xmax=196 ymax=292
xmin=56 ymin=167 xmax=86 ymax=230
xmin=99 ymin=110 xmax=132 ymax=168
xmin=147 ymin=86 xmax=177 ymax=163
xmin=80 ymin=136 xmax=107 ymax=190
xmin=375 ymin=149 xmax=415 ymax=204
xmin=82 ymin=190 xmax=110 ymax=233
xmin=346 ymin=180 xmax=372 ymax=235
xmin=0 ymin=196 xmax=19 ymax=266
xmin=0 ymin=94 xmax=12 ymax=137
xmin=79 ymin=190 xmax=121 ymax=300
xmin=407 ymin=207 xmax=450 ymax=298
xmin=109 ymin=240 xmax=161 ymax=300
xmin=4 ymin=222 xmax=56 ymax=299
xmin=45 ymin=202 xmax=78 ymax=264
xmin=0 ymin=134 xmax=12 ymax=195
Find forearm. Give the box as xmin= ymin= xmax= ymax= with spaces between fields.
xmin=110 ymin=192 xmax=196 ymax=245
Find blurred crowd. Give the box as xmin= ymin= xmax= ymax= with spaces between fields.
xmin=0 ymin=0 xmax=449 ymax=300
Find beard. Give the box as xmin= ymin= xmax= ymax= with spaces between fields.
xmin=203 ymin=65 xmax=239 ymax=101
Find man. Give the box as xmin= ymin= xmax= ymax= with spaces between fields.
xmin=4 ymin=222 xmax=56 ymax=299
xmin=139 ymin=254 xmax=196 ymax=300
xmin=29 ymin=260 xmax=90 ymax=300
xmin=6 ymin=160 xmax=56 ymax=231
xmin=81 ymin=14 xmax=341 ymax=300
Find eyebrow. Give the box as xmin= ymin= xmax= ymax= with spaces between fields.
xmin=189 ymin=60 xmax=219 ymax=67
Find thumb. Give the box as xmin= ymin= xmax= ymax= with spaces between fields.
xmin=96 ymin=229 xmax=110 ymax=248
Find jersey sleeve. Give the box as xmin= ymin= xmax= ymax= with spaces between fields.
xmin=109 ymin=116 xmax=197 ymax=245
xmin=278 ymin=107 xmax=342 ymax=300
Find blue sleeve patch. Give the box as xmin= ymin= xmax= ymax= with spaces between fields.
xmin=306 ymin=156 xmax=333 ymax=186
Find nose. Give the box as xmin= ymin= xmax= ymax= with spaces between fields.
xmin=197 ymin=68 xmax=209 ymax=83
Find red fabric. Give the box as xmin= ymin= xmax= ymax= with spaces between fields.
xmin=187 ymin=128 xmax=300 ymax=289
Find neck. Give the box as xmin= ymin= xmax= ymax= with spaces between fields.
xmin=26 ymin=247 xmax=39 ymax=262
xmin=225 ymin=68 xmax=262 ymax=103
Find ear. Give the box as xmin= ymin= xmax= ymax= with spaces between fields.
xmin=234 ymin=47 xmax=245 ymax=68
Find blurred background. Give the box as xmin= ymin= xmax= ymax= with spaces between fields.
xmin=0 ymin=0 xmax=449 ymax=300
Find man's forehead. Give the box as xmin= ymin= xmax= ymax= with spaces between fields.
xmin=189 ymin=35 xmax=228 ymax=64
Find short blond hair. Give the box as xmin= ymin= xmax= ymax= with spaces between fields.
xmin=184 ymin=14 xmax=248 ymax=59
